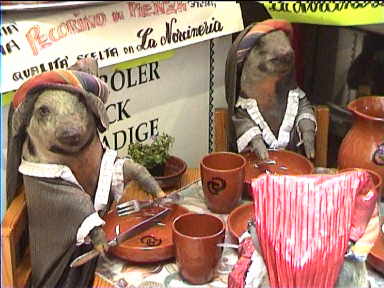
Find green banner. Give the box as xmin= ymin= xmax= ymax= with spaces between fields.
xmin=259 ymin=1 xmax=384 ymax=26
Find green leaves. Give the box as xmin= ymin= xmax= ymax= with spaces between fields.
xmin=127 ymin=133 xmax=175 ymax=170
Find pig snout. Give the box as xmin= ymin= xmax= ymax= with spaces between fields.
xmin=55 ymin=127 xmax=82 ymax=146
xmin=273 ymin=49 xmax=294 ymax=65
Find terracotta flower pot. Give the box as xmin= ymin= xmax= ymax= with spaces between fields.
xmin=154 ymin=156 xmax=187 ymax=190
xmin=338 ymin=96 xmax=384 ymax=190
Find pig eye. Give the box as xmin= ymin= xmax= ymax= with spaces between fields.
xmin=37 ymin=105 xmax=50 ymax=117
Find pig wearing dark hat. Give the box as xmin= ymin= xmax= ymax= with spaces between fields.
xmin=225 ymin=19 xmax=316 ymax=160
xmin=6 ymin=59 xmax=165 ymax=288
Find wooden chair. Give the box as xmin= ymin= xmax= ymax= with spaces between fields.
xmin=1 ymin=169 xmax=201 ymax=288
xmin=2 ymin=187 xmax=31 ymax=288
xmin=214 ymin=106 xmax=330 ymax=167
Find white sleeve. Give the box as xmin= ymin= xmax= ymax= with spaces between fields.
xmin=295 ymin=112 xmax=318 ymax=147
xmin=237 ymin=126 xmax=262 ymax=153
xmin=76 ymin=212 xmax=106 ymax=246
xmin=111 ymin=158 xmax=126 ymax=202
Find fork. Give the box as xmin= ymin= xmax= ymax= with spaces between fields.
xmin=116 ymin=179 xmax=200 ymax=216
xmin=116 ymin=199 xmax=157 ymax=216
xmin=253 ymin=159 xmax=276 ymax=168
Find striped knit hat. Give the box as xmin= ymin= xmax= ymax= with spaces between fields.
xmin=12 ymin=69 xmax=110 ymax=136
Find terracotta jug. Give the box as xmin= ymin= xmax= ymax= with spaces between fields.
xmin=338 ymin=96 xmax=384 ymax=188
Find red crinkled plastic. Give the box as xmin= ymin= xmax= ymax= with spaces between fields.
xmin=250 ymin=170 xmax=377 ymax=288
xmin=228 ymin=237 xmax=255 ymax=288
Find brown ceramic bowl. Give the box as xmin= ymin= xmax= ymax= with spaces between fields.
xmin=367 ymin=227 xmax=384 ymax=275
xmin=200 ymin=152 xmax=246 ymax=214
xmin=242 ymin=150 xmax=314 ymax=197
xmin=242 ymin=150 xmax=314 ymax=182
xmin=339 ymin=168 xmax=383 ymax=197
xmin=155 ymin=156 xmax=187 ymax=190
xmin=172 ymin=213 xmax=226 ymax=285
xmin=103 ymin=204 xmax=189 ymax=263
xmin=227 ymin=203 xmax=253 ymax=244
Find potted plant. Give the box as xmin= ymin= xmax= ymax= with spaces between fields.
xmin=127 ymin=133 xmax=187 ymax=189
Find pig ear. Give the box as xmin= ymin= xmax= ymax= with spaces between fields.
xmin=12 ymin=93 xmax=39 ymax=136
xmin=83 ymin=91 xmax=109 ymax=132
xmin=69 ymin=58 xmax=99 ymax=77
xmin=7 ymin=105 xmax=24 ymax=207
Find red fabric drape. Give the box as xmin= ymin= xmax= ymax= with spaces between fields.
xmin=248 ymin=171 xmax=377 ymax=288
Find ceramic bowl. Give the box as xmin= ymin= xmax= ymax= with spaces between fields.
xmin=242 ymin=150 xmax=314 ymax=181
xmin=103 ymin=204 xmax=189 ymax=263
xmin=367 ymin=229 xmax=384 ymax=275
xmin=227 ymin=203 xmax=253 ymax=244
xmin=242 ymin=150 xmax=314 ymax=197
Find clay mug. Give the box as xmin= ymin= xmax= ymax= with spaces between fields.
xmin=172 ymin=213 xmax=225 ymax=285
xmin=200 ymin=152 xmax=246 ymax=214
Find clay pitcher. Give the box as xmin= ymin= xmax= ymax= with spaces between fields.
xmin=338 ymin=96 xmax=384 ymax=191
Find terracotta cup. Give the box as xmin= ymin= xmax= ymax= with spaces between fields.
xmin=172 ymin=213 xmax=225 ymax=285
xmin=200 ymin=152 xmax=246 ymax=214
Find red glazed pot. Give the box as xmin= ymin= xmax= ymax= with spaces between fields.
xmin=338 ymin=96 xmax=384 ymax=186
xmin=200 ymin=152 xmax=246 ymax=214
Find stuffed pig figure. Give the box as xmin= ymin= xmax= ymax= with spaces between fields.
xmin=6 ymin=59 xmax=165 ymax=288
xmin=225 ymin=19 xmax=317 ymax=160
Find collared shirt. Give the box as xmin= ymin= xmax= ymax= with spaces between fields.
xmin=19 ymin=148 xmax=126 ymax=245
xmin=235 ymin=87 xmax=317 ymax=152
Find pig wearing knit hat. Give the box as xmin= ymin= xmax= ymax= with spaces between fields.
xmin=225 ymin=19 xmax=317 ymax=160
xmin=6 ymin=59 xmax=165 ymax=288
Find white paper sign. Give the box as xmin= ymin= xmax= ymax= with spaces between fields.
xmin=1 ymin=1 xmax=243 ymax=92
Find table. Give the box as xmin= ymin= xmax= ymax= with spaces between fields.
xmin=92 ymin=168 xmax=384 ymax=288
xmin=93 ymin=167 xmax=242 ymax=288
xmin=93 ymin=168 xmax=210 ymax=287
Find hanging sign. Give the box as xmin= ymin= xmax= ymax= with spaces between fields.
xmin=259 ymin=1 xmax=384 ymax=26
xmin=97 ymin=40 xmax=212 ymax=163
xmin=1 ymin=1 xmax=243 ymax=93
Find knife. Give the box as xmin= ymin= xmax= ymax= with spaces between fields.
xmin=70 ymin=207 xmax=171 ymax=268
